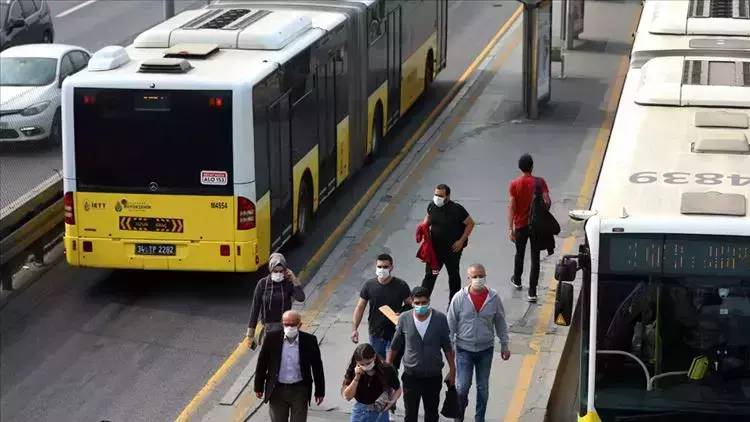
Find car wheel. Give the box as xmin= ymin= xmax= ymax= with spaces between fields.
xmin=49 ymin=109 xmax=62 ymax=146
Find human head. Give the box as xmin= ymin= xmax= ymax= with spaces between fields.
xmin=375 ymin=253 xmax=394 ymax=281
xmin=411 ymin=286 xmax=431 ymax=310
xmin=467 ymin=263 xmax=487 ymax=290
xmin=352 ymin=343 xmax=378 ymax=367
xmin=518 ymin=154 xmax=534 ymax=174
xmin=268 ymin=252 xmax=287 ymax=274
xmin=282 ymin=310 xmax=301 ymax=330
xmin=434 ymin=184 xmax=451 ymax=199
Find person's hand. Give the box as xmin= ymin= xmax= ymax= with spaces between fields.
xmin=287 ymin=269 xmax=300 ymax=286
xmin=508 ymin=229 xmax=516 ymax=242
xmin=451 ymin=239 xmax=464 ymax=252
xmin=255 ymin=392 xmax=263 ymax=399
xmin=445 ymin=369 xmax=456 ymax=386
xmin=501 ymin=350 xmax=511 ymax=361
xmin=315 ymin=396 xmax=324 ymax=406
xmin=351 ymin=329 xmax=359 ymax=344
xmin=354 ymin=365 xmax=365 ymax=377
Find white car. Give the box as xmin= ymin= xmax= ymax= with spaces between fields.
xmin=0 ymin=44 xmax=90 ymax=145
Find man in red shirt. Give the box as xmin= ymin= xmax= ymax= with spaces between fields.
xmin=507 ymin=154 xmax=551 ymax=302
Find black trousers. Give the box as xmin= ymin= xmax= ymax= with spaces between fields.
xmin=402 ymin=372 xmax=442 ymax=422
xmin=513 ymin=226 xmax=540 ymax=296
xmin=421 ymin=248 xmax=462 ymax=303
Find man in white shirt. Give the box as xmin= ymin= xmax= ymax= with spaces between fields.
xmin=255 ymin=310 xmax=325 ymax=422
xmin=388 ymin=286 xmax=455 ymax=422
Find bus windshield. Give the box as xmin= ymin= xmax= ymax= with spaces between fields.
xmin=73 ymin=89 xmax=233 ymax=195
xmin=590 ymin=234 xmax=750 ymax=416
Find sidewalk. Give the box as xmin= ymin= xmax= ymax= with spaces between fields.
xmin=208 ymin=1 xmax=641 ymax=421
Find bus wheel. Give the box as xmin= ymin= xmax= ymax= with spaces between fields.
xmin=294 ymin=177 xmax=313 ymax=243
xmin=424 ymin=51 xmax=434 ymax=91
xmin=369 ymin=109 xmax=384 ymax=162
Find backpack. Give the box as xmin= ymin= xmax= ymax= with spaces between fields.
xmin=529 ymin=177 xmax=560 ymax=236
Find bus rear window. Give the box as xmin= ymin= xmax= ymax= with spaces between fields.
xmin=73 ymin=89 xmax=233 ymax=195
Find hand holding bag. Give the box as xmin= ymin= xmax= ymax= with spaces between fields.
xmin=440 ymin=381 xmax=460 ymax=418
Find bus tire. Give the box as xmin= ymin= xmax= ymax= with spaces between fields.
xmin=368 ymin=105 xmax=384 ymax=162
xmin=424 ymin=50 xmax=434 ymax=92
xmin=294 ymin=175 xmax=313 ymax=244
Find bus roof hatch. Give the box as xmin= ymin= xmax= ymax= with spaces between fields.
xmin=681 ymin=192 xmax=747 ymax=216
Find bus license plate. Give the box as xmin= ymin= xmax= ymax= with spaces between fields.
xmin=135 ymin=244 xmax=176 ymax=256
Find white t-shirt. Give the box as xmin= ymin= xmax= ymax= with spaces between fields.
xmin=413 ymin=311 xmax=432 ymax=339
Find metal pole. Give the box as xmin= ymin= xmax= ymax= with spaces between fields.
xmin=164 ymin=0 xmax=175 ymax=20
xmin=528 ymin=5 xmax=539 ymax=119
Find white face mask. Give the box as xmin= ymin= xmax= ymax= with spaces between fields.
xmin=284 ymin=325 xmax=299 ymax=339
xmin=376 ymin=267 xmax=390 ymax=280
xmin=433 ymin=195 xmax=445 ymax=207
xmin=271 ymin=272 xmax=285 ymax=283
xmin=471 ymin=277 xmax=486 ymax=289
xmin=362 ymin=362 xmax=375 ymax=372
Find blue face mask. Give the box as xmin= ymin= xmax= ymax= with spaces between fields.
xmin=414 ymin=304 xmax=430 ymax=315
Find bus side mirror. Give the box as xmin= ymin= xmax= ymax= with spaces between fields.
xmin=555 ymin=257 xmax=578 ymax=282
xmin=554 ymin=281 xmax=574 ymax=326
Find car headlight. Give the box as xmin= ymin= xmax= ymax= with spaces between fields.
xmin=20 ymin=101 xmax=51 ymax=116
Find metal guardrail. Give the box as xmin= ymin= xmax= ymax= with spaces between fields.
xmin=0 ymin=174 xmax=64 ymax=291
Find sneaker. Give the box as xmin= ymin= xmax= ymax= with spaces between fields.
xmin=510 ymin=276 xmax=522 ymax=289
xmin=527 ymin=293 xmax=538 ymax=303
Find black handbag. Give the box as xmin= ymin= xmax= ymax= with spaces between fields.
xmin=440 ymin=381 xmax=460 ymax=418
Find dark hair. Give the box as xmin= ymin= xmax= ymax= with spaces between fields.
xmin=518 ymin=154 xmax=534 ymax=173
xmin=376 ymin=253 xmax=393 ymax=265
xmin=411 ymin=286 xmax=430 ymax=300
xmin=345 ymin=343 xmax=389 ymax=387
xmin=435 ymin=184 xmax=451 ymax=196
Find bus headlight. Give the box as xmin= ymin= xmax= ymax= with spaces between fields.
xmin=20 ymin=101 xmax=51 ymax=116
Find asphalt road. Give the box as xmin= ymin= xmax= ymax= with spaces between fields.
xmin=0 ymin=2 xmax=518 ymax=421
xmin=0 ymin=0 xmax=209 ymax=210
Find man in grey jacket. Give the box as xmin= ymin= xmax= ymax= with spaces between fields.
xmin=388 ymin=286 xmax=456 ymax=422
xmin=448 ymin=263 xmax=511 ymax=422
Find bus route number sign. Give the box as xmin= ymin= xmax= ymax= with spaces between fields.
xmin=201 ymin=170 xmax=228 ymax=186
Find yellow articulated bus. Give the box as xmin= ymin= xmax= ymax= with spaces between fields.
xmin=62 ymin=0 xmax=448 ymax=272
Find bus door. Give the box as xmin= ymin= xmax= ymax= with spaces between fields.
xmin=436 ymin=0 xmax=448 ymax=69
xmin=316 ymin=57 xmax=337 ymax=198
xmin=268 ymin=92 xmax=293 ymax=250
xmin=386 ymin=6 xmax=401 ymax=125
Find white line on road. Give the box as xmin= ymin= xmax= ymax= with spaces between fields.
xmin=55 ymin=0 xmax=99 ymax=19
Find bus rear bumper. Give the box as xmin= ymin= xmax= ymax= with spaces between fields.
xmin=64 ymin=236 xmax=260 ymax=272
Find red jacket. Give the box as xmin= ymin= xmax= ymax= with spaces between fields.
xmin=416 ymin=223 xmax=440 ymax=273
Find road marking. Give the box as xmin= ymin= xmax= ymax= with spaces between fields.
xmin=173 ymin=6 xmax=523 ymax=422
xmin=55 ymin=0 xmax=98 ymax=18
xmin=502 ymin=8 xmax=643 ymax=422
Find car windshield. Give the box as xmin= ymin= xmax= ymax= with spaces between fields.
xmin=0 ymin=58 xmax=58 ymax=86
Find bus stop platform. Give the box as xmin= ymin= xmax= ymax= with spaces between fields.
xmin=205 ymin=1 xmax=641 ymax=421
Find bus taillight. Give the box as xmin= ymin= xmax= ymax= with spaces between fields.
xmin=64 ymin=192 xmax=75 ymax=225
xmin=238 ymin=196 xmax=255 ymax=230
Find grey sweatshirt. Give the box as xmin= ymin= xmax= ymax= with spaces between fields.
xmin=447 ymin=286 xmax=510 ymax=353
xmin=390 ymin=309 xmax=453 ymax=377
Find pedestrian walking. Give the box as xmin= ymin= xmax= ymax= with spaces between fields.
xmin=447 ymin=263 xmax=511 ymax=422
xmin=351 ymin=254 xmax=412 ymax=359
xmin=387 ymin=286 xmax=456 ymax=422
xmin=247 ymin=252 xmax=306 ymax=348
xmin=508 ymin=154 xmax=551 ymax=302
xmin=342 ymin=343 xmax=402 ymax=422
xmin=421 ymin=184 xmax=475 ymax=303
xmin=254 ymin=310 xmax=325 ymax=422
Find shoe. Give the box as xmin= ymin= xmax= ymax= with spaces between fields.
xmin=527 ymin=293 xmax=538 ymax=303
xmin=510 ymin=276 xmax=522 ymax=289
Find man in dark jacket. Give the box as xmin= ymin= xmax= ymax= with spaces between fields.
xmin=507 ymin=154 xmax=551 ymax=302
xmin=255 ymin=310 xmax=325 ymax=422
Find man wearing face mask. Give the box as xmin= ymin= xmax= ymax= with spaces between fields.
xmin=351 ymin=254 xmax=413 ymax=360
xmin=247 ymin=253 xmax=306 ymax=349
xmin=387 ymin=286 xmax=456 ymax=422
xmin=255 ymin=310 xmax=325 ymax=422
xmin=447 ymin=264 xmax=510 ymax=422
xmin=421 ymin=184 xmax=475 ymax=304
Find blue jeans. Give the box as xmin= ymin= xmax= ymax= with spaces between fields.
xmin=351 ymin=401 xmax=389 ymax=422
xmin=455 ymin=347 xmax=494 ymax=422
xmin=369 ymin=335 xmax=391 ymax=359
